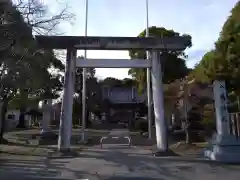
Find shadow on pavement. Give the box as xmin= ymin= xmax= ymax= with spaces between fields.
xmin=104 ymin=177 xmax=162 ymax=180
xmin=0 ymin=156 xmax=62 ymax=179
xmin=2 ymin=129 xmax=240 ymax=180
xmin=0 ymin=154 xmax=89 ymax=180
xmin=1 ymin=146 xmax=240 ymax=180
xmin=72 ymin=147 xmax=240 ymax=180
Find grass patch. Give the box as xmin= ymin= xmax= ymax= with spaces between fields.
xmin=193 ymin=142 xmax=208 ymax=148
xmin=0 ymin=144 xmax=53 ymax=156
xmin=170 ymin=141 xmax=208 ymax=156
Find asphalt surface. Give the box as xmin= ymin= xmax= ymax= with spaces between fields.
xmin=1 ymin=144 xmax=240 ymax=180
xmin=1 ymin=129 xmax=240 ymax=180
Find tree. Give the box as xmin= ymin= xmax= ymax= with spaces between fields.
xmin=201 ymin=103 xmax=216 ymax=134
xmin=189 ymin=51 xmax=216 ymax=83
xmin=122 ymin=78 xmax=136 ymax=87
xmin=164 ymin=81 xmax=181 ymax=99
xmin=74 ymin=59 xmax=99 ymax=127
xmin=99 ymin=77 xmax=137 ymax=88
xmin=75 ymin=57 xmax=98 ymax=100
xmin=14 ymin=0 xmax=74 ymax=35
xmin=0 ymin=1 xmax=35 ymax=140
xmin=0 ymin=0 xmax=71 ymax=141
xmin=128 ymin=26 xmax=192 ymax=92
xmin=191 ymin=1 xmax=240 ymax=94
xmin=215 ymin=2 xmax=240 ymax=93
xmin=12 ymin=0 xmax=72 ymax=128
xmin=100 ymin=77 xmax=123 ymax=87
xmin=189 ymin=3 xmax=240 ymax=143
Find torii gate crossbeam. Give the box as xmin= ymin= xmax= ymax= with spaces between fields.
xmin=76 ymin=58 xmax=151 ymax=68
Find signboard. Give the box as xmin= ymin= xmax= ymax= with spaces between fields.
xmin=74 ymin=36 xmax=189 ymax=50
xmin=35 ymin=35 xmax=191 ymax=50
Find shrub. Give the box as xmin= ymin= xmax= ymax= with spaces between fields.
xmin=201 ymin=104 xmax=216 ymax=132
xmin=72 ymin=116 xmax=80 ymax=126
xmin=134 ymin=119 xmax=148 ymax=133
xmin=201 ymin=118 xmax=216 ymax=131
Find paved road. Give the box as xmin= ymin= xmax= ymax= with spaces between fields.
xmin=2 ymin=128 xmax=240 ymax=180
xmin=1 ymin=145 xmax=240 ymax=180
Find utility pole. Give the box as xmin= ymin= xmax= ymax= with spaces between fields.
xmin=81 ymin=0 xmax=89 ymax=142
xmin=145 ymin=0 xmax=153 ymax=139
xmin=237 ymin=96 xmax=240 ymax=111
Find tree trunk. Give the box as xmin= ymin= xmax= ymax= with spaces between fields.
xmin=16 ymin=107 xmax=26 ymax=128
xmin=185 ymin=125 xmax=193 ymax=144
xmin=183 ymin=120 xmax=192 ymax=144
xmin=185 ymin=128 xmax=190 ymax=144
xmin=16 ymin=89 xmax=28 ymax=128
xmin=85 ymin=109 xmax=92 ymax=128
xmin=0 ymin=98 xmax=8 ymax=144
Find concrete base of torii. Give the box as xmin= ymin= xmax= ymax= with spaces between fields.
xmin=204 ymin=134 xmax=240 ymax=163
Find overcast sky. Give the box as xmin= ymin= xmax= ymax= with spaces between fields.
xmin=45 ymin=0 xmax=238 ymax=79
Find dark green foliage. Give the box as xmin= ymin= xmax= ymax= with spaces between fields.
xmin=134 ymin=119 xmax=148 ymax=133
xmin=191 ymin=1 xmax=240 ymax=95
xmin=128 ymin=26 xmax=192 ymax=92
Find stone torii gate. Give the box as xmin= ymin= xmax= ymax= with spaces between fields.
xmin=35 ymin=35 xmax=190 ymax=152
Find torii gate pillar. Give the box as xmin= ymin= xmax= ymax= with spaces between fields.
xmin=57 ymin=49 xmax=77 ymax=151
xmin=151 ymin=51 xmax=167 ymax=151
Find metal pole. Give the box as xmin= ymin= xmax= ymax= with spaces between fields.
xmin=237 ymin=96 xmax=240 ymax=111
xmin=146 ymin=0 xmax=152 ymax=139
xmin=81 ymin=0 xmax=88 ymax=142
xmin=0 ymin=102 xmax=3 ymax=137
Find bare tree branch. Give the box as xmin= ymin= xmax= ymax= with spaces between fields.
xmin=12 ymin=0 xmax=75 ymax=63
xmin=13 ymin=0 xmax=75 ymax=35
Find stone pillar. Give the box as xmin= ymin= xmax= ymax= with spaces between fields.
xmin=213 ymin=81 xmax=230 ymax=135
xmin=205 ymin=80 xmax=240 ymax=163
xmin=151 ymin=51 xmax=167 ymax=152
xmin=40 ymin=99 xmax=53 ymax=134
xmin=58 ymin=49 xmax=76 ymax=151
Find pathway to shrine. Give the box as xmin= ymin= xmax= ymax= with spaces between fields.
xmin=1 ymin=147 xmax=240 ymax=180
